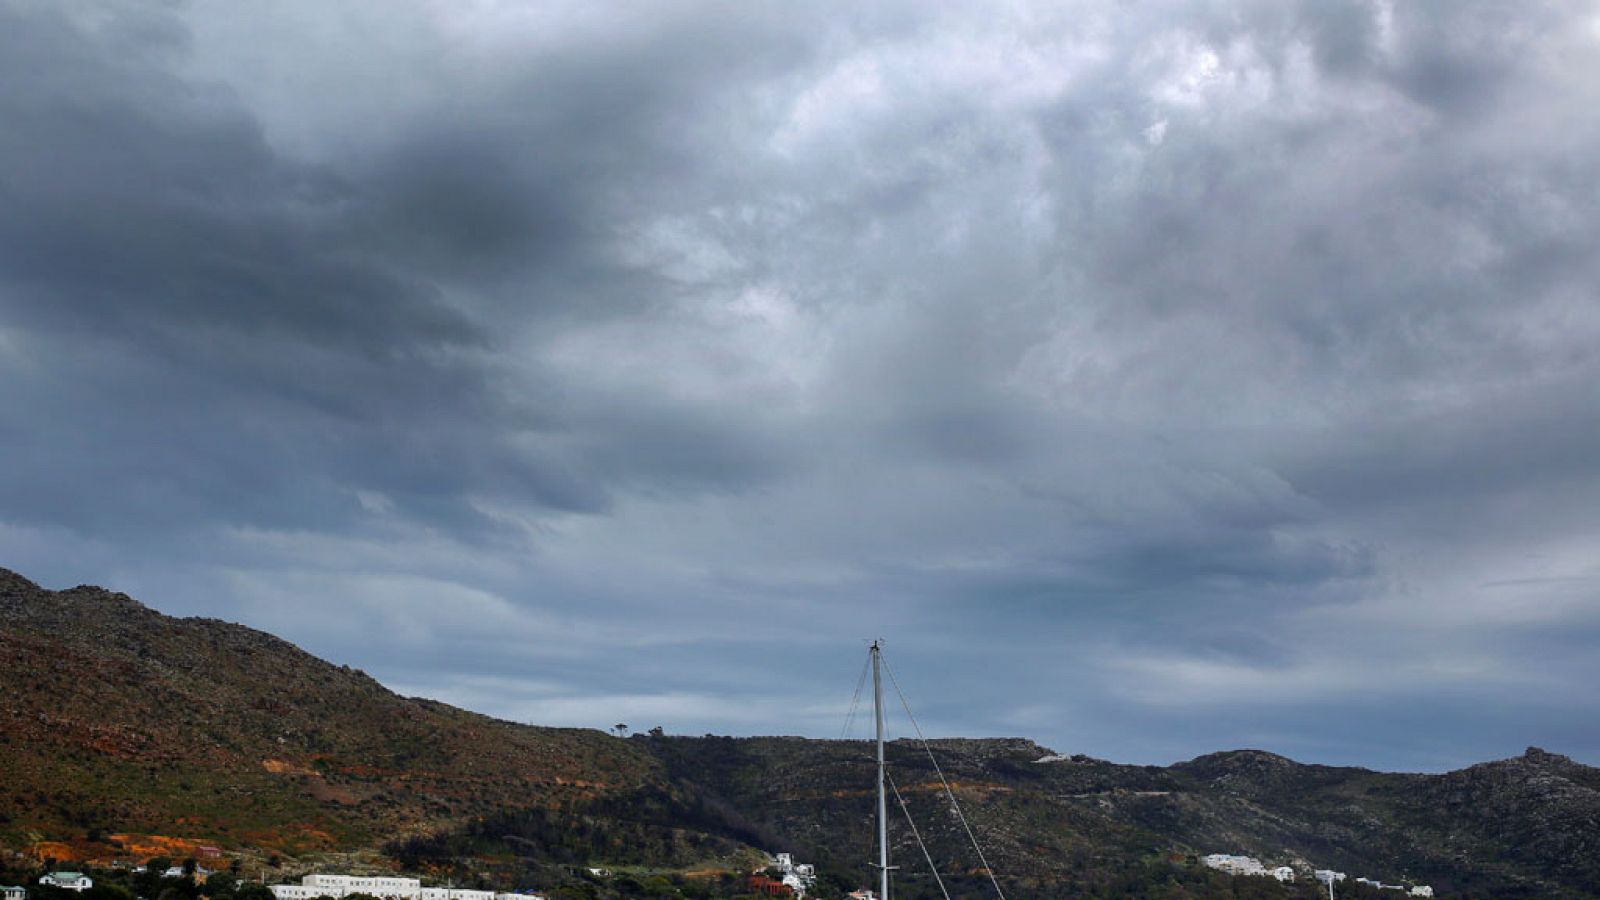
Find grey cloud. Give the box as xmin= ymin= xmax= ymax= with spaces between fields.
xmin=0 ymin=2 xmax=811 ymax=539
xmin=0 ymin=9 xmax=475 ymax=351
xmin=1283 ymin=377 xmax=1600 ymax=518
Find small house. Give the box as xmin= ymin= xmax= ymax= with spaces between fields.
xmin=40 ymin=874 xmax=92 ymax=893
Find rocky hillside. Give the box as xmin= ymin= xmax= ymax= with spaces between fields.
xmin=636 ymin=737 xmax=1600 ymax=898
xmin=4 ymin=567 xmax=1599 ymax=898
xmin=0 ymin=567 xmax=661 ymax=857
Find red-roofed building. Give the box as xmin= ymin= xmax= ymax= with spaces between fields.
xmin=745 ymin=876 xmax=794 ymax=897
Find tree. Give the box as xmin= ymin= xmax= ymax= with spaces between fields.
xmin=136 ymin=859 xmax=173 ymax=899
xmin=83 ymin=883 xmax=135 ymax=900
xmin=612 ymin=723 xmax=628 ymax=737
xmin=233 ymin=884 xmax=275 ymax=900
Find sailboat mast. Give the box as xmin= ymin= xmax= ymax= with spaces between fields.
xmin=872 ymin=640 xmax=890 ymax=900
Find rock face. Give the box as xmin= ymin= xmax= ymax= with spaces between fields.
xmin=4 ymin=565 xmax=1600 ymax=898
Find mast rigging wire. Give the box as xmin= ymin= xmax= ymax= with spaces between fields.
xmin=881 ymin=653 xmax=1009 ymax=900
xmin=886 ymin=769 xmax=953 ymax=900
xmin=840 ymin=651 xmax=871 ymax=739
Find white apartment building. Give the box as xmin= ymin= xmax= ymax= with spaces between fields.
xmin=1271 ymin=866 xmax=1294 ymax=882
xmin=1201 ymin=854 xmax=1266 ymax=876
xmin=1314 ymin=870 xmax=1346 ymax=884
xmin=269 ymin=875 xmax=534 ymax=900
xmin=422 ymin=889 xmax=493 ymax=900
xmin=1409 ymin=888 xmax=1433 ymax=897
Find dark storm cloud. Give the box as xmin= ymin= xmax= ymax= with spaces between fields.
xmin=0 ymin=2 xmax=802 ymax=538
xmin=4 ymin=0 xmax=1599 ymax=770
xmin=0 ymin=8 xmax=476 ymax=349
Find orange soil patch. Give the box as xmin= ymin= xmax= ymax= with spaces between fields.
xmin=233 ymin=824 xmax=337 ymax=854
xmin=107 ymin=834 xmax=216 ymax=861
xmin=908 ymin=780 xmax=1012 ymax=794
xmin=261 ymin=759 xmax=318 ymax=777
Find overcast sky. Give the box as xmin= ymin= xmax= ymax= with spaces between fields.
xmin=4 ymin=0 xmax=1600 ymax=772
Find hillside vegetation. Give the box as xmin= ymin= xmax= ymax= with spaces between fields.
xmin=0 ymin=567 xmax=657 ymax=856
xmin=4 ymin=568 xmax=1598 ymax=898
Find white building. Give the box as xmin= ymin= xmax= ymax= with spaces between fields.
xmin=421 ymin=889 xmax=493 ymax=900
xmin=1314 ymin=870 xmax=1346 ymax=884
xmin=268 ymin=875 xmax=505 ymax=900
xmin=1271 ymin=866 xmax=1294 ymax=882
xmin=3 ymin=885 xmax=26 ymax=900
xmin=1409 ymin=888 xmax=1433 ymax=897
xmin=768 ymin=851 xmax=817 ymax=897
xmin=1201 ymin=854 xmax=1266 ymax=876
xmin=40 ymin=874 xmax=92 ymax=893
xmin=309 ymin=876 xmax=423 ymax=897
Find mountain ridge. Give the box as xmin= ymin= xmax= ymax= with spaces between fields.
xmin=2 ymin=565 xmax=1563 ymax=776
xmin=4 ymin=567 xmax=1598 ymax=898
xmin=0 ymin=566 xmax=662 ymax=857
